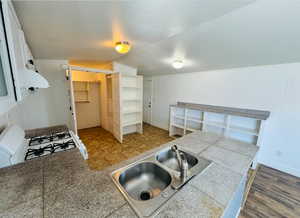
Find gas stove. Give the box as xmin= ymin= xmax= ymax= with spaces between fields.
xmin=25 ymin=131 xmax=77 ymax=160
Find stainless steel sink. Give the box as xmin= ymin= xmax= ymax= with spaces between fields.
xmin=118 ymin=162 xmax=172 ymax=201
xmin=156 ymin=148 xmax=198 ymax=171
xmin=111 ymin=146 xmax=212 ymax=217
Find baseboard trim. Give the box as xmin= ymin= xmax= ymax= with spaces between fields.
xmin=259 ymin=160 xmax=300 ymax=178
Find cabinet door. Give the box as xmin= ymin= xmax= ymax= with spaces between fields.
xmin=111 ymin=73 xmax=122 ymax=143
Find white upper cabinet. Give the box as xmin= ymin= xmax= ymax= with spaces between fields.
xmin=0 ymin=0 xmax=16 ymax=115
xmin=1 ymin=0 xmax=49 ymax=101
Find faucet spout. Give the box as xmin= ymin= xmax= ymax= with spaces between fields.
xmin=171 ymin=145 xmax=188 ymax=183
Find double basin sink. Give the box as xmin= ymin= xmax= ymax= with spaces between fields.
xmin=111 ymin=146 xmax=211 ymax=217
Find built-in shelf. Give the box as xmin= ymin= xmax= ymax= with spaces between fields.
xmin=123 ymin=120 xmax=142 ymax=127
xmin=187 ymin=117 xmax=202 ymax=123
xmin=229 ymin=125 xmax=259 ymax=136
xmin=122 ymin=86 xmax=141 ymax=89
xmin=123 ymin=98 xmax=141 ymax=102
xmin=174 ymin=115 xmax=185 ymax=120
xmin=75 ymin=100 xmax=90 ymax=103
xmin=120 ymin=74 xmax=143 ymax=139
xmin=169 ymin=102 xmax=269 ymax=170
xmin=204 ymin=120 xmax=226 ymax=129
xmin=123 ymin=109 xmax=141 ymax=114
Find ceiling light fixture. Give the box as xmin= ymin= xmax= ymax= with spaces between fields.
xmin=172 ymin=60 xmax=184 ymax=69
xmin=115 ymin=41 xmax=131 ymax=54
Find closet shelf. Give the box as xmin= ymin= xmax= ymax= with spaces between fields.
xmin=123 ymin=109 xmax=141 ymax=114
xmin=123 ymin=120 xmax=142 ymax=127
xmin=122 ymin=86 xmax=141 ymax=89
xmin=123 ymin=98 xmax=141 ymax=101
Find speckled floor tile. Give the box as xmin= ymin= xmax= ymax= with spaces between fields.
xmin=200 ymin=146 xmax=252 ymax=175
xmin=0 ymin=196 xmax=43 ymax=218
xmin=190 ymin=163 xmax=243 ymax=207
xmin=78 ymin=124 xmax=173 ymax=171
xmin=156 ymin=185 xmax=224 ymax=218
xmin=44 ymin=171 xmax=126 ymax=218
xmin=215 ymin=137 xmax=258 ymax=157
xmin=106 ymin=203 xmax=138 ymax=218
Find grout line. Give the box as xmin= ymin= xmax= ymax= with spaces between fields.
xmin=103 ymin=203 xmax=127 ymax=218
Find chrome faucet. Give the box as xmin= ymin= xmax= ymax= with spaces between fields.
xmin=171 ymin=145 xmax=188 ymax=183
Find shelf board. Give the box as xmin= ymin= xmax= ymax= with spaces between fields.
xmin=74 ymin=90 xmax=88 ymax=92
xmin=123 ymin=109 xmax=141 ymax=114
xmin=123 ymin=99 xmax=141 ymax=102
xmin=229 ymin=125 xmax=259 ymax=136
xmin=203 ymin=120 xmax=226 ymax=128
xmin=123 ymin=120 xmax=142 ymax=127
xmin=186 ymin=127 xmax=198 ymax=132
xmin=187 ymin=117 xmax=202 ymax=123
xmin=171 ymin=123 xmax=185 ymax=129
xmin=174 ymin=115 xmax=185 ymax=120
xmin=122 ymin=86 xmax=141 ymax=89
xmin=75 ymin=100 xmax=90 ymax=103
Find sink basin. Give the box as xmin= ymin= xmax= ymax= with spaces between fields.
xmin=111 ymin=146 xmax=211 ymax=217
xmin=119 ymin=162 xmax=171 ymax=201
xmin=156 ymin=148 xmax=198 ymax=171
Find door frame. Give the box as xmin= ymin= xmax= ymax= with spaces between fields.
xmin=143 ymin=78 xmax=153 ymax=125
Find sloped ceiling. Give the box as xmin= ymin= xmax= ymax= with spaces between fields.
xmin=13 ymin=0 xmax=300 ymax=75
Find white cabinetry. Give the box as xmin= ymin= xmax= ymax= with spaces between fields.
xmin=110 ymin=73 xmax=143 ymax=143
xmin=121 ymin=75 xmax=143 ymax=134
xmin=169 ymin=102 xmax=270 ymax=167
xmin=1 ymin=0 xmax=46 ymax=101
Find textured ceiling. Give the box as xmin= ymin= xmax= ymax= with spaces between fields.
xmin=13 ymin=0 xmax=300 ymax=75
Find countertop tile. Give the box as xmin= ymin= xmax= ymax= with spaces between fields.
xmin=44 ymin=170 xmax=126 ymax=218
xmin=106 ymin=203 xmax=138 ymax=218
xmin=190 ymin=163 xmax=243 ymax=207
xmin=0 ymin=196 xmax=43 ymax=218
xmin=215 ymin=137 xmax=258 ymax=157
xmin=43 ymin=150 xmax=92 ymax=193
xmin=175 ymin=131 xmax=221 ymax=145
xmin=0 ymin=161 xmax=43 ymax=211
xmin=200 ymin=146 xmax=252 ymax=175
xmin=156 ymin=185 xmax=224 ymax=218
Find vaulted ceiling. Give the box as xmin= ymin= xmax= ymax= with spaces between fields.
xmin=13 ymin=0 xmax=300 ymax=75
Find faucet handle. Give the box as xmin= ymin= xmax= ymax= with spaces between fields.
xmin=171 ymin=145 xmax=178 ymax=151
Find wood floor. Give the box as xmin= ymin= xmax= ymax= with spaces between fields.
xmin=240 ymin=165 xmax=300 ymax=218
xmin=78 ymin=123 xmax=173 ymax=170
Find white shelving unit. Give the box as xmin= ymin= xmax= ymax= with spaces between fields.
xmin=73 ymin=81 xmax=90 ymax=103
xmin=169 ymin=103 xmax=270 ymax=169
xmin=121 ymin=75 xmax=143 ymax=137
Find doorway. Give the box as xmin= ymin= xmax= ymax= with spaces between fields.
xmin=74 ymin=82 xmax=101 ymax=130
xmin=143 ymin=78 xmax=153 ymax=124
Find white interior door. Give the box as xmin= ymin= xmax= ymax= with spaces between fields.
xmin=143 ymin=79 xmax=153 ymax=124
xmin=67 ymin=69 xmax=78 ymax=134
xmin=111 ymin=73 xmax=122 ymax=143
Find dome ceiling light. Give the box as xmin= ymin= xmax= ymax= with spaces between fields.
xmin=172 ymin=60 xmax=184 ymax=69
xmin=115 ymin=41 xmax=131 ymax=54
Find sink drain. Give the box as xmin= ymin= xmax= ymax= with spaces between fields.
xmin=140 ymin=191 xmax=151 ymax=201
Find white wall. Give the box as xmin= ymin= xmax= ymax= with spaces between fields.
xmin=75 ymin=82 xmax=101 ymax=129
xmin=19 ymin=59 xmax=71 ymax=129
xmin=113 ymin=62 xmax=137 ymax=76
xmin=0 ymin=60 xmax=71 ymax=132
xmin=149 ymin=63 xmax=300 ymax=177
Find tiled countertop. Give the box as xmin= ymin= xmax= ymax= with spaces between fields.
xmin=0 ymin=131 xmax=258 ymax=218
